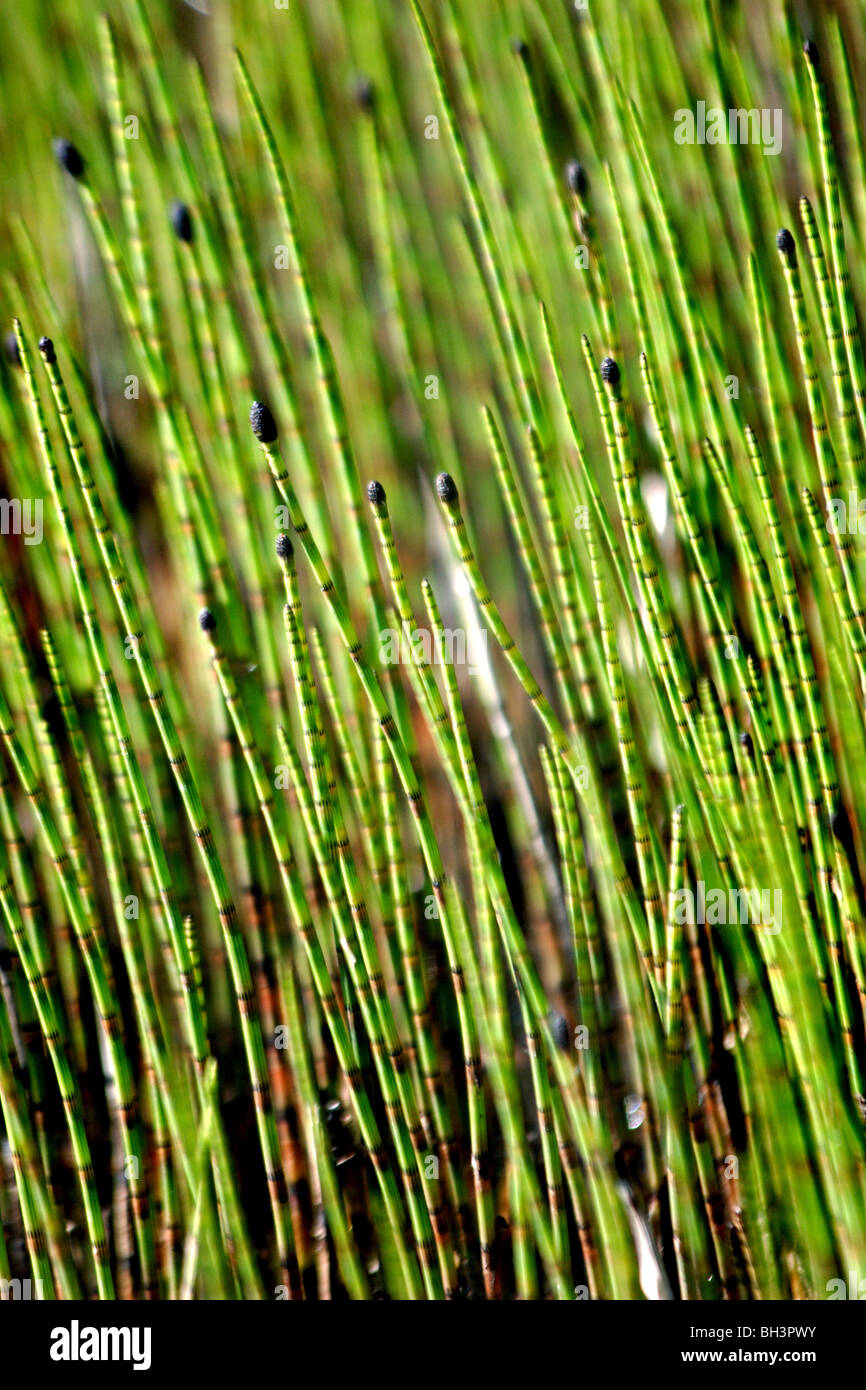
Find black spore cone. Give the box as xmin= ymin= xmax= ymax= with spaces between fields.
xmin=53 ymin=139 xmax=84 ymax=178
xmin=39 ymin=337 xmax=56 ymax=364
xmin=355 ymin=76 xmax=375 ymax=111
xmin=367 ymin=480 xmax=386 ymax=506
xmin=565 ymin=160 xmax=588 ymax=196
xmin=601 ymin=356 xmax=620 ymax=387
xmin=250 ymin=400 xmax=278 ymax=444
xmin=170 ymin=200 xmax=193 ymax=244
xmin=436 ymin=472 xmax=458 ymax=504
xmin=199 ymin=609 xmax=217 ymax=633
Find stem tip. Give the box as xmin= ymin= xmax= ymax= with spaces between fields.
xmin=565 ymin=160 xmax=588 ymax=196
xmin=170 ymin=200 xmax=194 ymax=244
xmin=250 ymin=400 xmax=278 ymax=444
xmin=600 ymin=356 xmax=620 ymax=386
xmin=436 ymin=472 xmax=458 ymax=505
xmin=355 ymin=75 xmax=375 ymax=111
xmin=53 ymin=138 xmax=84 ymax=178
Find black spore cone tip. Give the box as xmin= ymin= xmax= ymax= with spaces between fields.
xmin=53 ymin=138 xmax=84 ymax=178
xmin=511 ymin=36 xmax=528 ymax=57
xmin=199 ymin=608 xmax=217 ymax=633
xmin=436 ymin=472 xmax=458 ymax=504
xmin=367 ymin=480 xmax=386 ymax=506
xmin=355 ymin=75 xmax=375 ymax=111
xmin=565 ymin=160 xmax=588 ymax=196
xmin=600 ymin=356 xmax=620 ymax=387
xmin=803 ymin=38 xmax=820 ymax=68
xmin=170 ymin=200 xmax=193 ymax=244
xmin=276 ymin=533 xmax=292 ymax=560
xmin=39 ymin=337 xmax=56 ymax=364
xmin=250 ymin=400 xmax=278 ymax=444
xmin=776 ymin=227 xmax=796 ymax=258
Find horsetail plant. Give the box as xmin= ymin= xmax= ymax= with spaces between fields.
xmin=2 ymin=0 xmax=866 ymax=1319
